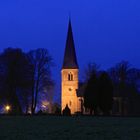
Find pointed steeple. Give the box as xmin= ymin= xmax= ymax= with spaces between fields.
xmin=62 ymin=20 xmax=79 ymax=69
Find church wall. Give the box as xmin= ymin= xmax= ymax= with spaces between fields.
xmin=61 ymin=69 xmax=81 ymax=114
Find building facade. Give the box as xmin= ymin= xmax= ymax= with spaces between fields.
xmin=61 ymin=21 xmax=81 ymax=114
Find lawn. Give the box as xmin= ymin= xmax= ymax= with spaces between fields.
xmin=0 ymin=116 xmax=140 ymax=140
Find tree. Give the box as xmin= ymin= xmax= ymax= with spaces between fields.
xmin=109 ymin=61 xmax=130 ymax=87
xmin=98 ymin=72 xmax=113 ymax=115
xmin=127 ymin=68 xmax=140 ymax=88
xmin=0 ymin=48 xmax=29 ymax=114
xmin=81 ymin=63 xmax=100 ymax=115
xmin=51 ymin=103 xmax=61 ymax=115
xmin=108 ymin=61 xmax=140 ymax=115
xmin=83 ymin=62 xmax=100 ymax=82
xmin=84 ymin=73 xmax=99 ymax=115
xmin=27 ymin=48 xmax=54 ymax=114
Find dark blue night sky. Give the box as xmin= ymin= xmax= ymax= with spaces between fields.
xmin=0 ymin=0 xmax=140 ymax=102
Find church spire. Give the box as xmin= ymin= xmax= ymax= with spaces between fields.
xmin=62 ymin=20 xmax=79 ymax=69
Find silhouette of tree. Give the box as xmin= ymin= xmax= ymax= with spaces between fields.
xmin=84 ymin=73 xmax=99 ymax=115
xmin=109 ymin=61 xmax=130 ymax=86
xmin=83 ymin=62 xmax=100 ymax=82
xmin=0 ymin=48 xmax=30 ymax=114
xmin=127 ymin=68 xmax=140 ymax=89
xmin=51 ymin=103 xmax=61 ymax=114
xmin=98 ymin=72 xmax=113 ymax=115
xmin=109 ymin=61 xmax=140 ymax=115
xmin=27 ymin=48 xmax=54 ymax=114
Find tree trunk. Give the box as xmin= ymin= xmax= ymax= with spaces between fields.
xmin=33 ymin=75 xmax=40 ymax=114
xmin=31 ymin=82 xmax=35 ymax=114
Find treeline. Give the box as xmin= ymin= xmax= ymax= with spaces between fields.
xmin=0 ymin=48 xmax=54 ymax=114
xmin=83 ymin=62 xmax=140 ymax=116
xmin=0 ymin=47 xmax=140 ymax=116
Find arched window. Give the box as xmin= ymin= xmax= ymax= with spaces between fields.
xmin=71 ymin=74 xmax=73 ymax=81
xmin=68 ymin=73 xmax=71 ymax=81
xmin=68 ymin=72 xmax=73 ymax=81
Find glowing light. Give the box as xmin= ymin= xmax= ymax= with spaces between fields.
xmin=5 ymin=105 xmax=11 ymax=112
xmin=41 ymin=100 xmax=49 ymax=108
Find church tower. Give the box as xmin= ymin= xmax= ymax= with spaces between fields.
xmin=61 ymin=20 xmax=81 ymax=114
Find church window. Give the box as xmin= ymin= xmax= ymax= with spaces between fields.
xmin=68 ymin=72 xmax=73 ymax=81
xmin=71 ymin=74 xmax=73 ymax=81
xmin=68 ymin=74 xmax=71 ymax=81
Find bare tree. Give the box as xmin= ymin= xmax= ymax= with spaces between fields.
xmin=108 ymin=61 xmax=136 ymax=115
xmin=27 ymin=48 xmax=54 ymax=114
xmin=115 ymin=61 xmax=130 ymax=85
xmin=83 ymin=62 xmax=100 ymax=82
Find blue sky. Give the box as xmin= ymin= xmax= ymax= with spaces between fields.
xmin=0 ymin=0 xmax=140 ymax=102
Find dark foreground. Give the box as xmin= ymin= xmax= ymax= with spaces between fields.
xmin=0 ymin=116 xmax=140 ymax=140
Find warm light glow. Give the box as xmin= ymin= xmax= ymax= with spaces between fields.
xmin=41 ymin=100 xmax=49 ymax=108
xmin=5 ymin=105 xmax=11 ymax=112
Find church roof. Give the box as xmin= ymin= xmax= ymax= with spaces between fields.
xmin=62 ymin=20 xmax=79 ymax=69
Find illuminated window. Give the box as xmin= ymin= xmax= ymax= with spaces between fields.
xmin=68 ymin=72 xmax=73 ymax=81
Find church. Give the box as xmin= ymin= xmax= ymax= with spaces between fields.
xmin=61 ymin=20 xmax=140 ymax=116
xmin=61 ymin=20 xmax=81 ymax=114
xmin=60 ymin=20 xmax=140 ymax=116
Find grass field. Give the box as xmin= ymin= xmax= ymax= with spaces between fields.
xmin=0 ymin=116 xmax=140 ymax=140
